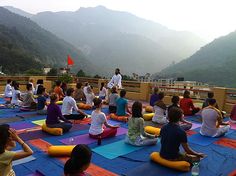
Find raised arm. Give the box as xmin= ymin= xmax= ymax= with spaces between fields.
xmin=8 ymin=129 xmax=33 ymax=160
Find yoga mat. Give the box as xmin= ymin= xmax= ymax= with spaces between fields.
xmin=230 ymin=122 xmax=236 ymax=130
xmin=92 ymin=140 xmax=143 ymax=159
xmin=190 ymin=123 xmax=201 ymax=130
xmin=32 ymin=119 xmax=45 ymax=126
xmin=86 ymin=163 xmax=118 ymax=176
xmin=229 ymin=169 xmax=236 ymax=176
xmin=28 ymin=139 xmax=51 ymax=152
xmin=26 ymin=170 xmax=45 ymax=176
xmin=107 ymin=119 xmax=122 ymax=126
xmin=60 ymin=127 xmax=127 ymax=145
xmin=186 ymin=130 xmax=197 ymax=136
xmin=188 ymin=133 xmax=220 ymax=146
xmin=214 ymin=138 xmax=236 ymax=149
xmin=10 ymin=122 xmax=36 ymax=130
xmin=19 ymin=130 xmax=50 ymax=141
xmin=13 ymin=155 xmax=36 ymax=166
xmin=124 ymin=161 xmax=189 ymax=176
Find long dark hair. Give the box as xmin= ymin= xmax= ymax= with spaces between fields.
xmin=132 ymin=101 xmax=143 ymax=118
xmin=100 ymin=82 xmax=105 ymax=91
xmin=0 ymin=124 xmax=10 ymax=154
xmin=64 ymin=144 xmax=92 ymax=175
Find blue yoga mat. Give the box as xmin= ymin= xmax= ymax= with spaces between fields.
xmin=124 ymin=161 xmax=190 ymax=176
xmin=92 ymin=140 xmax=143 ymax=159
xmin=13 ymin=155 xmax=36 ymax=166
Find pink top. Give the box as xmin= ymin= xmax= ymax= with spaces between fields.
xmin=230 ymin=105 xmax=236 ymax=121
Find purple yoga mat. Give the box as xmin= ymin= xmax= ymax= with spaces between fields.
xmin=60 ymin=127 xmax=128 ymax=145
xmin=10 ymin=122 xmax=36 ymax=130
xmin=18 ymin=124 xmax=89 ymax=141
xmin=190 ymin=123 xmax=201 ymax=130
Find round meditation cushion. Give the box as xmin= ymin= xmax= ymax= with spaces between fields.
xmin=33 ymin=95 xmax=38 ymax=99
xmin=150 ymin=152 xmax=191 ymax=172
xmin=143 ymin=113 xmax=154 ymax=121
xmin=145 ymin=106 xmax=153 ymax=113
xmin=110 ymin=113 xmax=128 ymax=122
xmin=48 ymin=145 xmax=75 ymax=156
xmin=56 ymin=101 xmax=63 ymax=105
xmin=144 ymin=126 xmax=160 ymax=136
xmin=77 ymin=103 xmax=92 ymax=110
xmin=42 ymin=123 xmax=63 ymax=136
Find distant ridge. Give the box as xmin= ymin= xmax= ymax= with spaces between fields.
xmin=26 ymin=6 xmax=206 ymax=75
xmin=0 ymin=7 xmax=99 ymax=75
xmin=159 ymin=31 xmax=236 ymax=87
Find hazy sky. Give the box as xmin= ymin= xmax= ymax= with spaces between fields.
xmin=1 ymin=0 xmax=236 ymax=41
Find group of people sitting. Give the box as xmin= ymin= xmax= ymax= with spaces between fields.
xmin=150 ymin=88 xmax=233 ymax=137
xmin=2 ymin=78 xmax=236 ymax=176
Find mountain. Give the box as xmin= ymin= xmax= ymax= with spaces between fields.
xmin=26 ymin=6 xmax=205 ymax=75
xmin=0 ymin=7 xmax=98 ymax=75
xmin=160 ymin=31 xmax=236 ymax=87
xmin=4 ymin=6 xmax=33 ymax=18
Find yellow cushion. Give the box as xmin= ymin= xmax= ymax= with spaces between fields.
xmin=144 ymin=126 xmax=160 ymax=136
xmin=110 ymin=113 xmax=128 ymax=122
xmin=145 ymin=106 xmax=153 ymax=113
xmin=143 ymin=113 xmax=154 ymax=121
xmin=48 ymin=145 xmax=75 ymax=156
xmin=150 ymin=152 xmax=190 ymax=172
xmin=33 ymin=95 xmax=38 ymax=99
xmin=42 ymin=123 xmax=63 ymax=136
xmin=56 ymin=101 xmax=63 ymax=105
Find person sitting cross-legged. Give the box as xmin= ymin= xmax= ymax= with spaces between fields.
xmin=200 ymin=98 xmax=230 ymax=137
xmin=160 ymin=107 xmax=205 ymax=163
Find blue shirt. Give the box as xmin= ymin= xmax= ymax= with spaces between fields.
xmin=150 ymin=94 xmax=159 ymax=106
xmin=116 ymin=97 xmax=128 ymax=116
xmin=160 ymin=123 xmax=187 ymax=159
xmin=37 ymin=95 xmax=46 ymax=110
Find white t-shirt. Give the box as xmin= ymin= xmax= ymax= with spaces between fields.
xmin=83 ymin=86 xmax=89 ymax=95
xmin=152 ymin=105 xmax=168 ymax=124
xmin=4 ymin=84 xmax=12 ymax=98
xmin=11 ymin=89 xmax=22 ymax=106
xmin=86 ymin=93 xmax=95 ymax=106
xmin=29 ymin=82 xmax=35 ymax=94
xmin=108 ymin=74 xmax=122 ymax=89
xmin=99 ymin=87 xmax=107 ymax=97
xmin=61 ymin=96 xmax=78 ymax=115
xmin=200 ymin=108 xmax=218 ymax=137
xmin=89 ymin=111 xmax=107 ymax=135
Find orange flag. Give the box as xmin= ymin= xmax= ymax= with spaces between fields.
xmin=67 ymin=55 xmax=74 ymax=65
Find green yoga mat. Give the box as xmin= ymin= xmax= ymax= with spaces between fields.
xmin=32 ymin=119 xmax=45 ymax=126
xmin=92 ymin=140 xmax=143 ymax=159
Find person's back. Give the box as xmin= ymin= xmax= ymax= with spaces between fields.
xmin=152 ymin=92 xmax=167 ymax=124
xmin=62 ymin=96 xmax=75 ymax=115
xmin=74 ymin=85 xmax=86 ymax=102
xmin=85 ymin=87 xmax=95 ymax=106
xmin=22 ymin=92 xmax=34 ymax=107
xmin=109 ymin=93 xmax=119 ymax=106
xmin=201 ymin=108 xmax=219 ymax=136
xmin=46 ymin=103 xmax=61 ymax=125
xmin=116 ymin=97 xmax=127 ymax=116
xmin=37 ymin=94 xmax=46 ymax=110
xmin=160 ymin=123 xmax=187 ymax=159
xmin=150 ymin=87 xmax=159 ymax=106
xmin=4 ymin=80 xmax=12 ymax=98
xmin=89 ymin=111 xmax=106 ymax=135
xmin=180 ymin=98 xmax=193 ymax=115
xmin=230 ymin=104 xmax=236 ymax=122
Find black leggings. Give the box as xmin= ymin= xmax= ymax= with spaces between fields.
xmin=64 ymin=114 xmax=85 ymax=120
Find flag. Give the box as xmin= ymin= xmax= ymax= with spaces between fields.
xmin=67 ymin=55 xmax=74 ymax=65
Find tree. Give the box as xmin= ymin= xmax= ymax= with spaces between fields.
xmin=94 ymin=74 xmax=101 ymax=78
xmin=47 ymin=68 xmax=58 ymax=76
xmin=58 ymin=74 xmax=73 ymax=83
xmin=25 ymin=69 xmax=44 ymax=76
xmin=76 ymin=69 xmax=86 ymax=77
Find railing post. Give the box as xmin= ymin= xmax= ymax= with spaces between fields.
xmin=213 ymin=87 xmax=227 ymax=111
xmin=140 ymin=82 xmax=151 ymax=101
